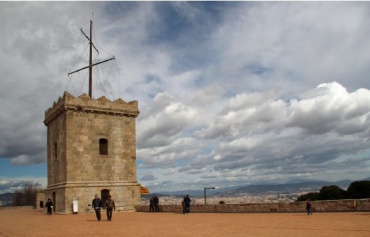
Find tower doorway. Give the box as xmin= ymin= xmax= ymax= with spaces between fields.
xmin=101 ymin=189 xmax=110 ymax=206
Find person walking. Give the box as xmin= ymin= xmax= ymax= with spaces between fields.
xmin=149 ymin=196 xmax=155 ymax=212
xmin=306 ymin=199 xmax=313 ymax=215
xmin=104 ymin=195 xmax=116 ymax=221
xmin=154 ymin=196 xmax=159 ymax=212
xmin=181 ymin=196 xmax=186 ymax=214
xmin=45 ymin=198 xmax=53 ymax=215
xmin=92 ymin=194 xmax=102 ymax=221
xmin=183 ymin=194 xmax=191 ymax=214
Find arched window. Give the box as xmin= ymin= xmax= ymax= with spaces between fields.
xmin=99 ymin=138 xmax=108 ymax=155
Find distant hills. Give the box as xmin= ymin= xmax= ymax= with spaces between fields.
xmin=0 ymin=193 xmax=14 ymax=207
xmin=149 ymin=177 xmax=370 ymax=197
xmin=2 ymin=177 xmax=369 ymax=206
xmin=228 ymin=179 xmax=352 ymax=196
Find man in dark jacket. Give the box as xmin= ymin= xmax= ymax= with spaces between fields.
xmin=183 ymin=195 xmax=191 ymax=214
xmin=149 ymin=196 xmax=155 ymax=212
xmin=103 ymin=195 xmax=116 ymax=221
xmin=154 ymin=196 xmax=159 ymax=212
xmin=92 ymin=194 xmax=102 ymax=221
xmin=45 ymin=198 xmax=53 ymax=215
xmin=306 ymin=199 xmax=313 ymax=215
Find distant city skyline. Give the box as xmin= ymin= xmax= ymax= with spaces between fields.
xmin=1 ymin=2 xmax=370 ymax=194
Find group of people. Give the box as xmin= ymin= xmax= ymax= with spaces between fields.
xmin=45 ymin=194 xmax=312 ymax=218
xmin=92 ymin=194 xmax=116 ymax=221
xmin=148 ymin=194 xmax=191 ymax=214
xmin=149 ymin=196 xmax=159 ymax=212
xmin=45 ymin=193 xmax=192 ymax=218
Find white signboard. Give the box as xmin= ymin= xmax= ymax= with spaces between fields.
xmin=73 ymin=197 xmax=78 ymax=213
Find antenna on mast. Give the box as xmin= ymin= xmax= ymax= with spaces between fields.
xmin=68 ymin=20 xmax=115 ymax=98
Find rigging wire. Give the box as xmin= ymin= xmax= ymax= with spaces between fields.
xmin=97 ymin=59 xmax=115 ymax=100
xmin=65 ymin=31 xmax=89 ymax=94
xmin=92 ymin=22 xmax=115 ymax=60
xmin=65 ymin=67 xmax=89 ymax=96
xmin=105 ymin=61 xmax=116 ymax=99
xmin=81 ymin=20 xmax=89 ymax=31
xmin=114 ymin=59 xmax=122 ymax=100
xmin=66 ymin=43 xmax=89 ymax=94
xmin=94 ymin=58 xmax=114 ymax=100
xmin=90 ymin=22 xmax=118 ymax=100
xmin=69 ymin=43 xmax=89 ymax=74
xmin=78 ymin=70 xmax=89 ymax=95
xmin=66 ymin=19 xmax=121 ymax=100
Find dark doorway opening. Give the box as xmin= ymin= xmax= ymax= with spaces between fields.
xmin=101 ymin=189 xmax=110 ymax=207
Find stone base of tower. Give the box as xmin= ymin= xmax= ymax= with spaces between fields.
xmin=44 ymin=182 xmax=141 ymax=214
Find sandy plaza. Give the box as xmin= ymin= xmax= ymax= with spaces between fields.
xmin=0 ymin=208 xmax=369 ymax=237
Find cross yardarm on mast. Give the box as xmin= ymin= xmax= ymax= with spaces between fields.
xmin=68 ymin=20 xmax=115 ymax=98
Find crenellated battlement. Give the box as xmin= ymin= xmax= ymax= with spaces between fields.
xmin=44 ymin=91 xmax=139 ymax=125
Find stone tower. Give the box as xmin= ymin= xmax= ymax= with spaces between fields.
xmin=43 ymin=92 xmax=141 ymax=214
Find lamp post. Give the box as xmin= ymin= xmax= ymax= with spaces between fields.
xmin=204 ymin=187 xmax=219 ymax=205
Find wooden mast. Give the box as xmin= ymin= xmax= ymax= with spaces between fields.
xmin=68 ymin=20 xmax=115 ymax=98
xmin=89 ymin=20 xmax=93 ymax=98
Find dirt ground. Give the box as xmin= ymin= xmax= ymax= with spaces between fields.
xmin=0 ymin=208 xmax=369 ymax=237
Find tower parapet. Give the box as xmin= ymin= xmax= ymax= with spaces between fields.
xmin=44 ymin=92 xmax=139 ymax=126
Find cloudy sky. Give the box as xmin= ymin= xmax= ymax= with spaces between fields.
xmin=1 ymin=1 xmax=370 ymax=194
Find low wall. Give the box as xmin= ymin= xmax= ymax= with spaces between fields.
xmin=135 ymin=199 xmax=370 ymax=213
xmin=0 ymin=206 xmax=34 ymax=210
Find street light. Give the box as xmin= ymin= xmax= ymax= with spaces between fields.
xmin=204 ymin=186 xmax=219 ymax=205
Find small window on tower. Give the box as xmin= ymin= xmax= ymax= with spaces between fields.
xmin=99 ymin=139 xmax=108 ymax=155
xmin=53 ymin=142 xmax=57 ymax=159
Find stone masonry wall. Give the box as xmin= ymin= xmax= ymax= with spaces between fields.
xmin=43 ymin=91 xmax=141 ymax=214
xmin=135 ymin=199 xmax=370 ymax=213
xmin=47 ymin=114 xmax=66 ymax=185
xmin=65 ymin=110 xmax=137 ymax=182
